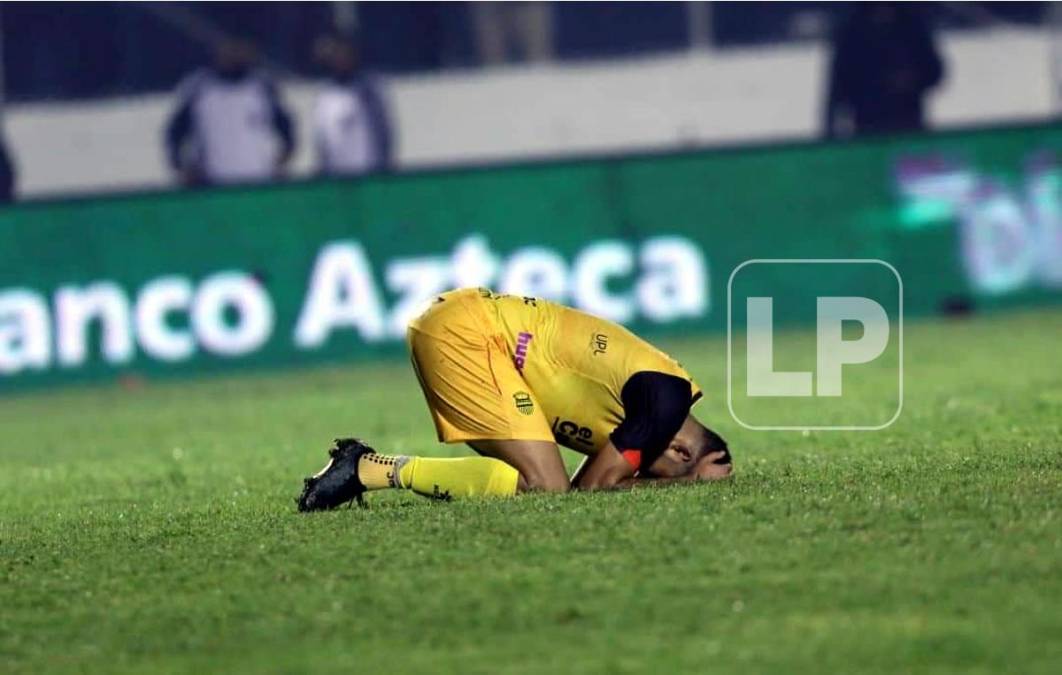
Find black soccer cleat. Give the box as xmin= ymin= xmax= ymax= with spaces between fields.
xmin=297 ymin=438 xmax=375 ymax=512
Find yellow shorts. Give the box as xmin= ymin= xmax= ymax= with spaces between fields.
xmin=406 ymin=289 xmax=554 ymax=445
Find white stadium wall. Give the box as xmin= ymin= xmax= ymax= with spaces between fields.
xmin=5 ymin=28 xmax=1058 ymax=198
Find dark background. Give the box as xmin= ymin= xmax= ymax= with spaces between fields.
xmin=0 ymin=1 xmax=1047 ymax=101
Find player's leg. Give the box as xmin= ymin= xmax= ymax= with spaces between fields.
xmin=358 ymin=446 xmax=522 ymax=500
xmin=298 ymin=437 xmax=525 ymax=510
xmin=398 ymin=291 xmax=559 ymax=498
xmin=335 ymin=437 xmax=568 ymax=502
xmin=298 ymin=290 xmax=554 ymax=510
xmin=467 ymin=439 xmax=570 ymax=493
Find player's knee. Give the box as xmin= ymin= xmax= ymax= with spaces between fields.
xmin=520 ymin=470 xmax=570 ymax=493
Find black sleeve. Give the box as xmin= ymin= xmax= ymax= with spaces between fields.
xmin=609 ymin=371 xmax=693 ymax=469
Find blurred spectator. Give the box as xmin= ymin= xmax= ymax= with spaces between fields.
xmin=311 ymin=34 xmax=394 ymax=177
xmin=164 ymin=39 xmax=295 ymax=186
xmin=824 ymin=3 xmax=945 ymax=139
xmin=472 ymin=2 xmax=553 ymax=66
xmin=0 ymin=131 xmax=16 ymax=203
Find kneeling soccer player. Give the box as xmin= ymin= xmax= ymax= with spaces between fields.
xmin=297 ymin=288 xmax=732 ymax=510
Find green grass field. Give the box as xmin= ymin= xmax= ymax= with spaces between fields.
xmin=2 ymin=308 xmax=1060 ymax=674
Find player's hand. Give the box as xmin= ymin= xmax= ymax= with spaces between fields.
xmin=693 ymin=452 xmax=732 ymax=481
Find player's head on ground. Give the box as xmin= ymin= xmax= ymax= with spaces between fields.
xmin=645 ymin=416 xmax=732 ymax=480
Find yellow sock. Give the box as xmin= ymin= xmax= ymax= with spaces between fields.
xmin=356 ymin=453 xmax=405 ymax=490
xmin=397 ymin=456 xmax=520 ymax=499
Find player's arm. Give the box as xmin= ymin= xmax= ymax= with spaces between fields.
xmin=573 ymin=371 xmax=693 ymax=490
xmin=574 ymin=442 xmax=731 ymax=490
xmin=571 ymin=441 xmax=636 ymax=489
xmin=613 ymin=450 xmax=732 ymax=488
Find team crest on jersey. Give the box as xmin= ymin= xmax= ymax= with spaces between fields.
xmin=513 ymin=391 xmax=534 ymax=415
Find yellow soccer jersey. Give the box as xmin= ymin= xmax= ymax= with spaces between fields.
xmin=486 ymin=292 xmax=702 ymax=453
xmin=407 ymin=288 xmax=701 ymax=456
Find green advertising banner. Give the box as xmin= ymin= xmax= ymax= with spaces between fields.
xmin=1 ymin=123 xmax=1060 ymax=390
